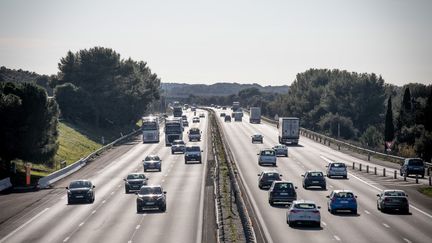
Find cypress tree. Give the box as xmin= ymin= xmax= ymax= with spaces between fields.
xmin=384 ymin=97 xmax=395 ymax=141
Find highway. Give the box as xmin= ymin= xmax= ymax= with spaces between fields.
xmin=215 ymin=109 xmax=432 ymax=243
xmin=0 ymin=110 xmax=209 ymax=243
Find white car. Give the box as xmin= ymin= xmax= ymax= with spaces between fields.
xmin=258 ymin=149 xmax=277 ymax=166
xmin=326 ymin=162 xmax=348 ymax=178
xmin=286 ymin=200 xmax=321 ymax=227
xmin=273 ymin=144 xmax=288 ymax=157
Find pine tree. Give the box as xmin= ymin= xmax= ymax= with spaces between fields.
xmin=384 ymin=97 xmax=395 ymax=141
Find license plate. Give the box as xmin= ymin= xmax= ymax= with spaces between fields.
xmin=340 ymin=201 xmax=348 ymax=204
xmin=75 ymin=195 xmax=84 ymax=198
xmin=145 ymin=202 xmax=155 ymax=205
xmin=280 ymin=193 xmax=288 ymax=196
xmin=312 ymin=181 xmax=319 ymax=183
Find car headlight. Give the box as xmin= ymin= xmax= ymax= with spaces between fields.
xmin=67 ymin=190 xmax=71 ymax=195
xmin=87 ymin=190 xmax=92 ymax=195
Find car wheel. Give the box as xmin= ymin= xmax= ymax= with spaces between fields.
xmin=352 ymin=209 xmax=357 ymax=215
xmin=137 ymin=205 xmax=142 ymax=213
xmin=403 ymin=207 xmax=410 ymax=214
xmin=125 ymin=186 xmax=129 ymax=194
xmin=160 ymin=204 xmax=167 ymax=212
xmin=92 ymin=196 xmax=95 ymax=203
xmin=144 ymin=168 xmax=147 ymax=172
xmin=343 ymin=175 xmax=347 ymax=179
xmin=323 ymin=186 xmax=327 ymax=190
xmin=171 ymin=151 xmax=174 ymax=154
xmin=68 ymin=199 xmax=72 ymax=205
xmin=315 ymin=222 xmax=321 ymax=227
xmin=159 ymin=167 xmax=162 ymax=172
xmin=400 ymin=170 xmax=403 ymax=176
xmin=269 ymin=200 xmax=273 ymax=206
xmin=288 ymin=221 xmax=295 ymax=227
xmin=330 ymin=208 xmax=336 ymax=214
xmin=422 ymin=174 xmax=425 ymax=179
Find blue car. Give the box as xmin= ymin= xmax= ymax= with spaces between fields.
xmin=327 ymin=190 xmax=358 ymax=214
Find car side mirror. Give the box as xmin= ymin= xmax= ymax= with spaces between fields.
xmin=163 ymin=191 xmax=167 ymax=194
xmin=135 ymin=192 xmax=138 ymax=195
xmin=326 ymin=195 xmax=330 ymax=198
xmin=317 ymin=206 xmax=321 ymax=209
xmin=257 ymin=153 xmax=260 ymax=155
xmin=301 ymin=175 xmax=305 ymax=177
xmin=123 ymin=178 xmax=126 ymax=181
xmin=376 ymin=194 xmax=380 ymax=197
xmin=257 ymin=174 xmax=260 ymax=176
xmin=65 ymin=186 xmax=69 ymax=189
xmin=280 ymin=174 xmax=283 ymax=177
xmin=93 ymin=185 xmax=96 ymax=188
xmin=295 ymin=186 xmax=298 ymax=189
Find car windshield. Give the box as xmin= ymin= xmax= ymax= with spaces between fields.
xmin=186 ymin=146 xmax=200 ymax=152
xmin=139 ymin=187 xmax=162 ymax=195
xmin=145 ymin=156 xmax=160 ymax=161
xmin=254 ymin=135 xmax=261 ymax=138
xmin=384 ymin=191 xmax=406 ymax=197
xmin=190 ymin=129 xmax=200 ymax=134
xmin=275 ymin=145 xmax=285 ymax=149
xmin=408 ymin=159 xmax=424 ymax=166
xmin=331 ymin=163 xmax=346 ymax=168
xmin=69 ymin=181 xmax=91 ymax=188
xmin=335 ymin=192 xmax=354 ymax=198
xmin=273 ymin=183 xmax=293 ymax=191
xmin=308 ymin=172 xmax=323 ymax=177
xmin=261 ymin=150 xmax=275 ymax=156
xmin=263 ymin=173 xmax=280 ymax=180
xmin=127 ymin=174 xmax=145 ymax=180
xmin=294 ymin=203 xmax=316 ymax=209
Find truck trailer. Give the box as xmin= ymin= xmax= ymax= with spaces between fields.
xmin=249 ymin=107 xmax=261 ymax=123
xmin=278 ymin=117 xmax=300 ymax=145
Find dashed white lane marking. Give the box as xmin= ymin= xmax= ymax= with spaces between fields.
xmin=78 ymin=222 xmax=84 ymax=227
xmin=364 ymin=210 xmax=371 ymax=215
xmin=0 ymin=207 xmax=50 ymax=243
xmin=320 ymin=155 xmax=432 ymax=220
xmin=328 ymin=185 xmax=333 ymax=188
xmin=161 ymin=179 xmax=165 ymax=183
xmin=403 ymin=238 xmax=412 ymax=243
xmin=91 ymin=210 xmax=96 ymax=215
xmin=322 ymin=221 xmax=327 ymax=226
xmin=382 ymin=223 xmax=390 ymax=228
xmin=63 ymin=236 xmax=70 ymax=242
xmin=135 ymin=225 xmax=140 ymax=230
xmin=111 ymin=191 xmax=114 ymax=195
xmin=334 ymin=235 xmax=341 ymax=241
xmin=117 ymin=184 xmax=121 ymax=188
xmin=102 ymin=200 xmax=106 ymax=204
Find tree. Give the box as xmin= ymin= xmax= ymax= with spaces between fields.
xmin=0 ymin=82 xmax=59 ymax=177
xmin=360 ymin=126 xmax=383 ymax=148
xmin=397 ymin=87 xmax=413 ymax=129
xmin=384 ymin=97 xmax=395 ymax=141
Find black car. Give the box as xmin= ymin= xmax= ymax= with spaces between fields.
xmin=124 ymin=173 xmax=148 ymax=193
xmin=67 ymin=180 xmax=95 ymax=204
xmin=251 ymin=134 xmax=263 ymax=143
xmin=258 ymin=171 xmax=282 ymax=189
xmin=136 ymin=185 xmax=167 ymax=212
xmin=224 ymin=115 xmax=231 ymax=122
xmin=400 ymin=158 xmax=425 ymax=178
xmin=302 ymin=171 xmax=326 ymax=189
xmin=377 ymin=190 xmax=409 ymax=214
xmin=220 ymin=113 xmax=226 ymax=117
xmin=268 ymin=181 xmax=297 ymax=205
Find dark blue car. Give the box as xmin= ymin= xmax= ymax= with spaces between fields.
xmin=327 ymin=190 xmax=358 ymax=214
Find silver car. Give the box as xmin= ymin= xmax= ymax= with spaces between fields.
xmin=286 ymin=200 xmax=321 ymax=227
xmin=273 ymin=144 xmax=288 ymax=157
xmin=326 ymin=162 xmax=347 ymax=178
xmin=143 ymin=155 xmax=162 ymax=172
xmin=258 ymin=149 xmax=277 ymax=166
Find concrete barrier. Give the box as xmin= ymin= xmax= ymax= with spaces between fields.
xmin=38 ymin=159 xmax=86 ymax=189
xmin=0 ymin=177 xmax=12 ymax=191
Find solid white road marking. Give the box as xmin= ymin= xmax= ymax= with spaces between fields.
xmin=334 ymin=235 xmax=341 ymax=241
xmin=63 ymin=237 xmax=70 ymax=242
xmin=382 ymin=223 xmax=390 ymax=228
xmin=111 ymin=191 xmax=114 ymax=195
xmin=320 ymin=155 xmax=432 ymax=219
xmin=364 ymin=210 xmax=371 ymax=215
xmin=79 ymin=222 xmax=84 ymax=227
xmin=403 ymin=238 xmax=412 ymax=243
xmin=0 ymin=208 xmax=50 ymax=243
xmin=102 ymin=200 xmax=106 ymax=204
xmin=135 ymin=225 xmax=140 ymax=230
xmin=322 ymin=221 xmax=327 ymax=226
xmin=91 ymin=210 xmax=96 ymax=215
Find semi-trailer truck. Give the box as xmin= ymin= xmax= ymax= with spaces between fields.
xmin=278 ymin=117 xmax=300 ymax=145
xmin=249 ymin=107 xmax=261 ymax=123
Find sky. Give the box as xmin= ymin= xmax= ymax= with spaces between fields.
xmin=0 ymin=0 xmax=431 ymax=86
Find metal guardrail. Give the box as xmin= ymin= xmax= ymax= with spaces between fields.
xmin=0 ymin=177 xmax=12 ymax=191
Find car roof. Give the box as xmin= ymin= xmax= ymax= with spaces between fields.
xmin=173 ymin=139 xmax=184 ymax=142
xmin=273 ymin=180 xmax=292 ymax=184
xmin=293 ymin=200 xmax=316 ymax=204
xmin=186 ymin=145 xmax=201 ymax=148
xmin=190 ymin=128 xmax=200 ymax=131
xmin=383 ymin=189 xmax=405 ymax=193
xmin=141 ymin=185 xmax=162 ymax=189
xmin=262 ymin=170 xmax=279 ymax=174
xmin=128 ymin=172 xmax=144 ymax=176
xmin=71 ymin=179 xmax=91 ymax=183
xmin=332 ymin=189 xmax=354 ymax=193
xmin=307 ymin=170 xmax=323 ymax=173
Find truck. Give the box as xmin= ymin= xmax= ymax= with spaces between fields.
xmin=232 ymin=101 xmax=240 ymax=111
xmin=233 ymin=112 xmax=243 ymax=122
xmin=165 ymin=117 xmax=183 ymax=146
xmin=278 ymin=117 xmax=300 ymax=145
xmin=173 ymin=101 xmax=182 ymax=117
xmin=249 ymin=107 xmax=261 ymax=123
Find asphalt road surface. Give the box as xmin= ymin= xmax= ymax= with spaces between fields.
xmin=216 ymin=109 xmax=432 ymax=243
xmin=0 ymin=109 xmax=209 ymax=243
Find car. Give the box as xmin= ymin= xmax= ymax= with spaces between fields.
xmin=171 ymin=140 xmax=186 ymax=154
xmin=184 ymin=145 xmax=203 ymax=163
xmin=143 ymin=155 xmax=162 ymax=172
xmin=273 ymin=144 xmax=288 ymax=157
xmin=258 ymin=149 xmax=277 ymax=166
xmin=220 ymin=112 xmax=226 ymax=117
xmin=286 ymin=200 xmax=321 ymax=227
xmin=222 ymin=106 xmax=227 ymax=110
xmin=302 ymin=171 xmax=326 ymax=189
xmin=136 ymin=185 xmax=167 ymax=212
xmin=377 ymin=190 xmax=409 ymax=214
xmin=251 ymin=134 xmax=263 ymax=143
xmin=124 ymin=173 xmax=148 ymax=193
xmin=327 ymin=190 xmax=358 ymax=214
xmin=192 ymin=117 xmax=200 ymax=123
xmin=188 ymin=128 xmax=202 ymax=141
xmin=199 ymin=113 xmax=205 ymax=118
xmin=258 ymin=171 xmax=282 ymax=189
xmin=326 ymin=162 xmax=348 ymax=178
xmin=400 ymin=158 xmax=425 ymax=178
xmin=224 ymin=115 xmax=231 ymax=122
xmin=66 ymin=180 xmax=95 ymax=204
xmin=182 ymin=119 xmax=189 ymax=127
xmin=268 ymin=181 xmax=297 ymax=205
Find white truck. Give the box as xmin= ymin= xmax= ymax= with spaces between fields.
xmin=249 ymin=107 xmax=261 ymax=124
xmin=278 ymin=117 xmax=300 ymax=145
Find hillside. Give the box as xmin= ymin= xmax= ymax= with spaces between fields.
xmin=162 ymin=82 xmax=288 ymax=98
xmin=0 ymin=66 xmax=53 ymax=95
